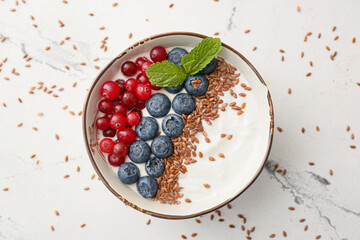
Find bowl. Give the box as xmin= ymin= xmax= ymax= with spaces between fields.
xmin=83 ymin=32 xmax=274 ymax=219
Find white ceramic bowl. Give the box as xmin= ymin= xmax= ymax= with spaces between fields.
xmin=83 ymin=32 xmax=274 ymax=219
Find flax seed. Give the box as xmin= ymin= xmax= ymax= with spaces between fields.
xmin=288 ymin=206 xmax=295 ymax=211
xmin=296 ymin=6 xmax=301 ymax=12
xmin=203 ymin=184 xmax=210 ymax=188
xmin=51 ymin=225 xmax=54 ymax=231
xmin=309 ymin=162 xmax=315 ymax=166
xmin=184 ymin=198 xmax=192 ymax=203
xmin=269 ymin=234 xmax=276 ymax=238
xmin=304 ymin=225 xmax=308 ymax=231
xmin=244 ymin=29 xmax=250 ymax=34
xmin=146 ymin=219 xmax=151 ymax=225
xmin=84 ymin=187 xmax=90 ymax=191
xmin=209 ymin=157 xmax=215 ymax=161
xmin=306 ymin=72 xmax=312 ymax=77
xmin=214 ymin=32 xmax=219 ymax=36
xmin=169 ymin=3 xmax=174 ymax=8
xmin=80 ymin=224 xmax=86 ymax=228
xmin=17 ymin=122 xmax=23 ymax=127
xmin=277 ymin=127 xmax=283 ymax=132
xmin=283 ymin=231 xmax=287 ymax=237
xmin=218 ymin=153 xmax=225 ymax=158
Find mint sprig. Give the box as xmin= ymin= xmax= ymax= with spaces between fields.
xmin=146 ymin=37 xmax=222 ymax=87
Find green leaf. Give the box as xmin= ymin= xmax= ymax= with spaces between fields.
xmin=146 ymin=61 xmax=187 ymax=87
xmin=181 ymin=37 xmax=222 ymax=75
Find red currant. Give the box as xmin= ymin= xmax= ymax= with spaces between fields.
xmin=99 ymin=138 xmax=115 ymax=153
xmin=121 ymin=91 xmax=138 ymax=108
xmin=96 ymin=116 xmax=110 ymax=130
xmin=121 ymin=61 xmax=137 ymax=76
xmin=125 ymin=78 xmax=138 ymax=92
xmin=101 ymin=81 xmax=121 ymax=100
xmin=129 ymin=109 xmax=142 ymax=118
xmin=135 ymin=57 xmax=149 ymax=71
xmin=140 ymin=61 xmax=152 ymax=75
xmin=115 ymin=79 xmax=126 ymax=94
xmin=117 ymin=128 xmax=137 ymax=144
xmin=150 ymin=83 xmax=162 ymax=90
xmin=135 ymin=99 xmax=146 ymax=109
xmin=108 ymin=154 xmax=126 ymax=167
xmin=98 ymin=99 xmax=113 ymax=114
xmin=103 ymin=128 xmax=116 ymax=137
xmin=126 ymin=112 xmax=141 ymax=126
xmin=112 ymin=141 xmax=129 ymax=156
xmin=136 ymin=73 xmax=150 ymax=84
xmin=109 ymin=112 xmax=127 ymax=130
xmin=113 ymin=103 xmax=127 ymax=115
xmin=135 ymin=83 xmax=152 ymax=100
xmin=150 ymin=46 xmax=167 ymax=62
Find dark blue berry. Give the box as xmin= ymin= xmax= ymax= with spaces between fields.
xmin=117 ymin=162 xmax=140 ymax=184
xmin=136 ymin=176 xmax=158 ymax=198
xmin=145 ymin=157 xmax=165 ymax=178
xmin=162 ymin=114 xmax=184 ymax=138
xmin=172 ymin=93 xmax=196 ymax=115
xmin=198 ymin=58 xmax=217 ymax=75
xmin=184 ymin=75 xmax=209 ymax=97
xmin=146 ymin=93 xmax=171 ymax=118
xmin=128 ymin=140 xmax=151 ymax=163
xmin=151 ymin=135 xmax=173 ymax=159
xmin=165 ymin=83 xmax=184 ymax=94
xmin=135 ymin=117 xmax=159 ymax=141
xmin=167 ymin=47 xmax=188 ymax=66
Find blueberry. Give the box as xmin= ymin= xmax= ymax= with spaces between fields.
xmin=167 ymin=47 xmax=188 ymax=66
xmin=165 ymin=83 xmax=184 ymax=94
xmin=151 ymin=135 xmax=173 ymax=159
xmin=184 ymin=75 xmax=209 ymax=97
xmin=162 ymin=114 xmax=184 ymax=138
xmin=128 ymin=140 xmax=151 ymax=163
xmin=145 ymin=157 xmax=165 ymax=178
xmin=146 ymin=93 xmax=171 ymax=118
xmin=172 ymin=93 xmax=196 ymax=115
xmin=136 ymin=176 xmax=158 ymax=198
xmin=198 ymin=58 xmax=217 ymax=75
xmin=135 ymin=117 xmax=159 ymax=141
xmin=117 ymin=162 xmax=140 ymax=184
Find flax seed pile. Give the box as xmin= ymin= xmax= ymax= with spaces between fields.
xmin=153 ymin=57 xmax=252 ymax=204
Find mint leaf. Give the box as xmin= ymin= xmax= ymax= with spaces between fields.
xmin=181 ymin=37 xmax=222 ymax=75
xmin=146 ymin=61 xmax=187 ymax=87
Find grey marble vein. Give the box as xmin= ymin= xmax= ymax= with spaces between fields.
xmin=227 ymin=7 xmax=236 ymax=30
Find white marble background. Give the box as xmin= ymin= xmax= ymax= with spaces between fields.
xmin=0 ymin=0 xmax=359 ymax=239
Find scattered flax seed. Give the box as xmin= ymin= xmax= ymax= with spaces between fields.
xmin=332 ymin=26 xmax=336 ymax=32
xmin=304 ymin=225 xmax=308 ymax=231
xmin=55 ymin=210 xmax=59 ymax=216
xmin=209 ymin=157 xmax=215 ymax=162
xmin=65 ymin=155 xmax=69 ymax=161
xmin=199 ymin=152 xmax=203 ymax=158
xmin=64 ymin=175 xmax=69 ymax=178
xmin=78 ymin=111 xmax=82 ymax=116
xmin=316 ymin=126 xmax=320 ymax=131
xmin=36 ymin=160 xmax=39 ymax=165
xmin=99 ymin=26 xmax=105 ymax=30
xmin=169 ymin=3 xmax=174 ymax=8
xmin=227 ymin=204 xmax=232 ymax=209
xmin=288 ymin=206 xmax=295 ymax=211
xmin=318 ymin=33 xmax=321 ymax=38
xmin=334 ymin=36 xmax=339 ymax=41
xmin=89 ymin=13 xmax=94 ymax=16
xmin=31 ymin=154 xmax=36 ymax=159
xmin=91 ymin=173 xmax=95 ymax=179
xmin=244 ymin=29 xmax=250 ymax=34
xmin=3 ymin=187 xmax=9 ymax=191
xmin=51 ymin=225 xmax=54 ymax=231
xmin=62 ymin=105 xmax=68 ymax=110
xmin=145 ymin=219 xmax=151 ymax=225
xmin=30 ymin=15 xmax=34 ymax=20
xmin=309 ymin=162 xmax=315 ymax=166
xmin=227 ymin=135 xmax=233 ymax=140
xmin=73 ymin=82 xmax=77 ymax=87
xmin=129 ymin=33 xmax=133 ymax=39
xmin=69 ymin=111 xmax=75 ymax=116
xmin=17 ymin=122 xmax=23 ymax=127
xmin=252 ymin=46 xmax=257 ymax=51
xmin=218 ymin=153 xmax=225 ymax=158
xmin=306 ymin=72 xmax=312 ymax=77
xmin=205 ymin=137 xmax=211 ymax=143
xmin=191 ymin=233 xmax=197 ymax=237
xmin=310 ymin=61 xmax=313 ymax=67
xmin=203 ymin=184 xmax=210 ymax=188
xmin=80 ymin=62 xmax=86 ymax=66
xmin=353 ymin=37 xmax=356 ymax=43
xmin=181 ymin=235 xmax=187 ymax=239
xmin=350 ymin=145 xmax=356 ymax=149
xmin=279 ymin=49 xmax=285 ymax=53
xmin=84 ymin=187 xmax=90 ymax=191
xmin=283 ymin=169 xmax=287 ymax=175
xmin=65 ymin=65 xmax=70 ymax=70
xmin=184 ymin=198 xmax=192 ymax=203
xmin=218 ymin=218 xmax=224 ymax=222
xmin=112 ymin=2 xmax=118 ymax=7
xmin=214 ymin=32 xmax=219 ymax=36
xmin=77 ymin=166 xmax=80 ymax=172
xmin=329 ymin=169 xmax=333 ymax=176
xmin=18 ymin=97 xmax=23 ymax=103
xmin=351 ymin=133 xmax=355 ymax=140
xmin=32 ymin=127 xmax=38 ymax=131
xmin=288 ymin=88 xmax=292 ymax=94
xmin=283 ymin=231 xmax=287 ymax=237
xmin=53 ymin=94 xmax=59 ymax=98
xmin=346 ymin=125 xmax=350 ymax=131
xmin=296 ymin=6 xmax=301 ymax=12
xmin=58 ymin=20 xmax=64 ymax=27
xmin=55 ymin=134 xmax=60 ymax=140
xmin=316 ymin=235 xmax=321 ymax=239
xmin=281 ymin=56 xmax=284 ymax=62
xmin=59 ymin=40 xmax=65 ymax=45
xmin=45 ymin=46 xmax=51 ymax=51
xmin=302 ymin=128 xmax=305 ymax=133
xmin=300 ymin=218 xmax=305 ymax=222
xmin=220 ymin=133 xmax=227 ymax=138
xmin=195 ymin=219 xmax=201 ymax=223
xmin=325 ymin=46 xmax=330 ymax=51
xmin=229 ymin=224 xmax=235 ymax=228
xmin=269 ymin=234 xmax=276 ymax=238
xmin=80 ymin=224 xmax=86 ymax=228
xmin=277 ymin=127 xmax=283 ymax=132
xmin=73 ymin=44 xmax=77 ymax=50
xmin=301 ymin=51 xmax=304 ymax=58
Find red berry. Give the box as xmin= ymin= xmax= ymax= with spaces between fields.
xmin=150 ymin=46 xmax=167 ymax=62
xmin=96 ymin=116 xmax=110 ymax=130
xmin=99 ymin=138 xmax=115 ymax=153
xmin=113 ymin=141 xmax=129 ymax=156
xmin=135 ymin=57 xmax=149 ymax=71
xmin=121 ymin=91 xmax=138 ymax=108
xmin=103 ymin=128 xmax=116 ymax=137
xmin=115 ymin=79 xmax=126 ymax=94
xmin=150 ymin=83 xmax=162 ymax=90
xmin=108 ymin=154 xmax=126 ymax=166
xmin=136 ymin=73 xmax=150 ymax=84
xmin=130 ymin=108 xmax=142 ymax=117
xmin=140 ymin=61 xmax=152 ymax=75
xmin=98 ymin=99 xmax=113 ymax=114
xmin=113 ymin=103 xmax=127 ymax=115
xmin=101 ymin=81 xmax=121 ymax=100
xmin=126 ymin=112 xmax=141 ymax=126
xmin=117 ymin=128 xmax=137 ymax=144
xmin=125 ymin=78 xmax=138 ymax=92
xmin=135 ymin=99 xmax=146 ymax=109
xmin=109 ymin=112 xmax=127 ymax=130
xmin=121 ymin=61 xmax=137 ymax=76
xmin=135 ymin=83 xmax=152 ymax=100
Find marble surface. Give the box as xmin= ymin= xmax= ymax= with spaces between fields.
xmin=0 ymin=0 xmax=359 ymax=239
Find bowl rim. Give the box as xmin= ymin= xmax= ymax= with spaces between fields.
xmin=82 ymin=31 xmax=274 ymax=220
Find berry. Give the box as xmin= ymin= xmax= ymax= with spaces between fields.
xmin=140 ymin=61 xmax=152 ymax=75
xmin=118 ymin=162 xmax=140 ymax=184
xmin=125 ymin=78 xmax=138 ymax=92
xmin=128 ymin=140 xmax=151 ymax=163
xmin=113 ymin=103 xmax=127 ymax=115
xmin=198 ymin=58 xmax=217 ymax=75
xmin=167 ymin=48 xmax=188 ymax=66
xmin=98 ymin=99 xmax=113 ymax=114
xmin=121 ymin=91 xmax=138 ymax=108
xmin=99 ymin=138 xmax=115 ymax=153
xmin=135 ymin=83 xmax=152 ymax=100
xmin=135 ymin=99 xmax=146 ymax=109
xmin=135 ymin=117 xmax=159 ymax=141
xmin=117 ymin=128 xmax=137 ymax=144
xmin=114 ymin=79 xmax=126 ymax=94
xmin=101 ymin=81 xmax=121 ymax=100
xmin=172 ymin=93 xmax=196 ymax=115
xmin=161 ymin=114 xmax=185 ymax=138
xmin=150 ymin=83 xmax=162 ymax=90
xmin=151 ymin=135 xmax=173 ymax=159
xmin=126 ymin=112 xmax=141 ymax=126
xmin=129 ymin=109 xmax=142 ymax=118
xmin=145 ymin=157 xmax=165 ymax=178
xmin=108 ymin=154 xmax=125 ymax=167
xmin=150 ymin=46 xmax=167 ymax=62
xmin=109 ymin=112 xmax=127 ymax=130
xmin=165 ymin=83 xmax=184 ymax=94
xmin=121 ymin=61 xmax=138 ymax=76
xmin=136 ymin=176 xmax=158 ymax=198
xmin=113 ymin=141 xmax=129 ymax=157
xmin=96 ymin=116 xmax=110 ymax=130
xmin=135 ymin=57 xmax=149 ymax=71
xmin=136 ymin=73 xmax=150 ymax=84
xmin=184 ymin=75 xmax=209 ymax=97
xmin=103 ymin=128 xmax=116 ymax=138
xmin=146 ymin=93 xmax=171 ymax=118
